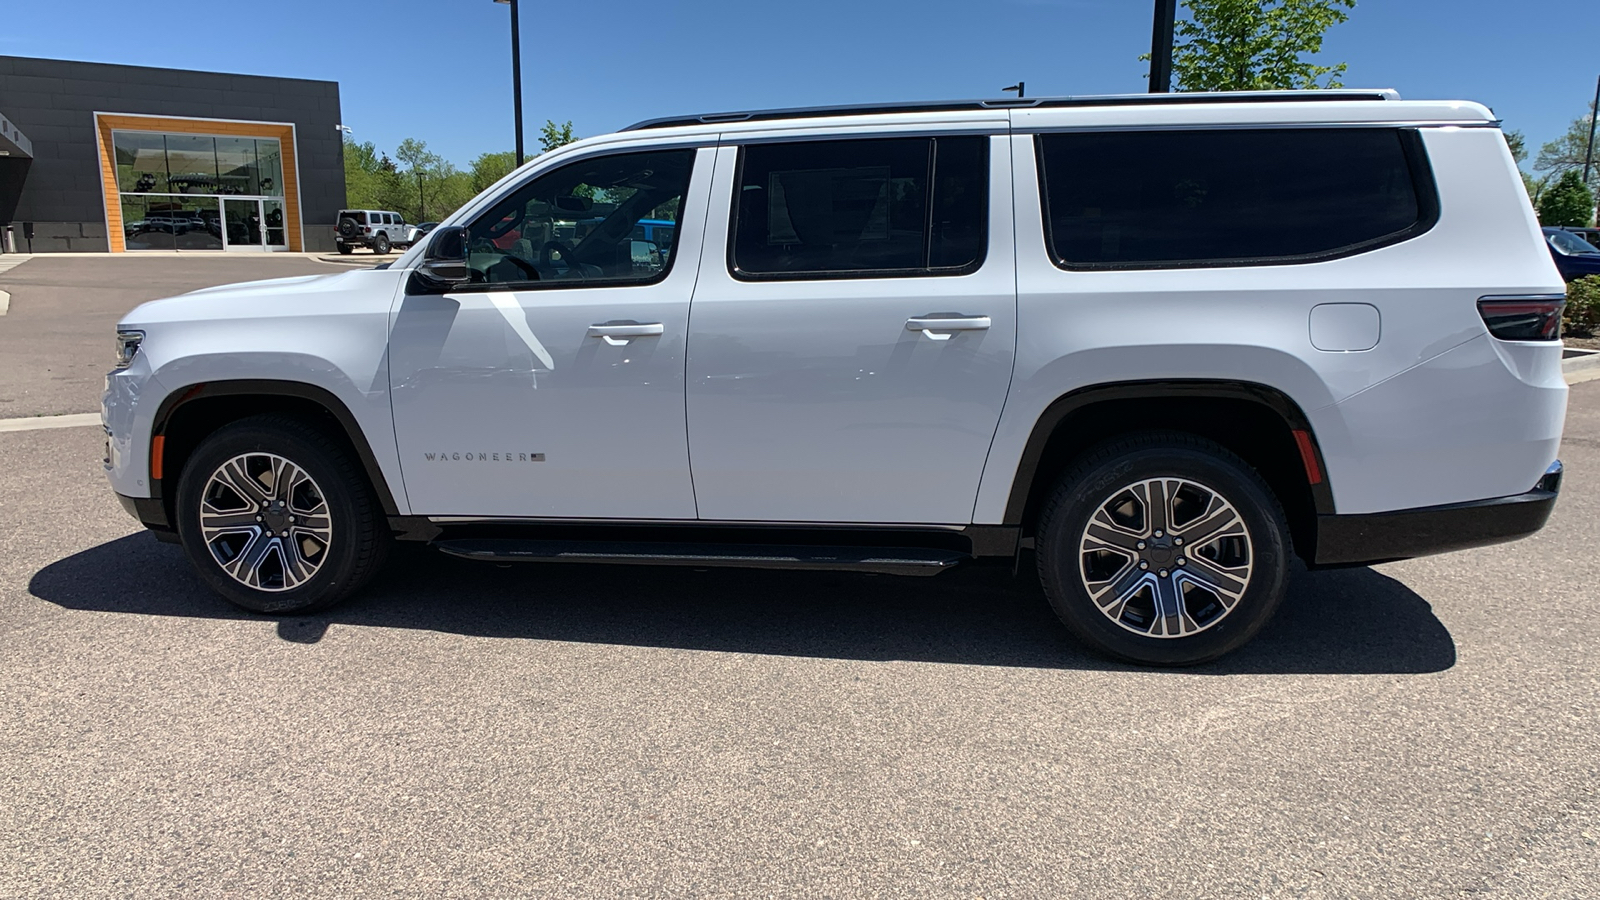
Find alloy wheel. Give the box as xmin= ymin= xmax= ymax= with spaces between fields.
xmin=1077 ymin=477 xmax=1254 ymax=638
xmin=198 ymin=452 xmax=333 ymax=591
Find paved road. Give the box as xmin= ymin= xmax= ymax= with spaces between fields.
xmin=1 ymin=257 xmax=1596 ymax=898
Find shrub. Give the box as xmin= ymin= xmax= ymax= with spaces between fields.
xmin=1567 ymin=275 xmax=1600 ymax=337
xmin=1538 ymin=170 xmax=1596 ymax=228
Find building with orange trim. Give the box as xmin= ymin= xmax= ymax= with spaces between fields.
xmin=0 ymin=56 xmax=344 ymax=253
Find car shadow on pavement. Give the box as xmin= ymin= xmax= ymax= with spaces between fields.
xmin=29 ymin=534 xmax=1456 ymax=675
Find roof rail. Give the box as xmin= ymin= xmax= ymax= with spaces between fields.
xmin=621 ymin=89 xmax=1403 ymax=132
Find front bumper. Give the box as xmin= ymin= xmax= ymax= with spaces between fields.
xmin=116 ymin=492 xmax=179 ymax=543
xmin=1313 ymin=461 xmax=1562 ymax=567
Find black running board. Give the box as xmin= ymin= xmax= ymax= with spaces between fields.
xmin=433 ymin=539 xmax=968 ymax=576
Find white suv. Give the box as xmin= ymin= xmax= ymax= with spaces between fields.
xmin=103 ymin=91 xmax=1568 ymax=665
xmin=335 ymin=209 xmax=416 ymax=255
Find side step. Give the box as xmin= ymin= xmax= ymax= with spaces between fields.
xmin=434 ymin=539 xmax=968 ymax=577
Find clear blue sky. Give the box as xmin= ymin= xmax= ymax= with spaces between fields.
xmin=5 ymin=0 xmax=1596 ymax=170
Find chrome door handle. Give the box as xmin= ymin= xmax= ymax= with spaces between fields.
xmin=587 ymin=321 xmax=664 ymax=346
xmin=906 ymin=315 xmax=991 ymax=341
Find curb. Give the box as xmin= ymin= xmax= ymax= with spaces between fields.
xmin=1563 ymin=349 xmax=1600 ymax=374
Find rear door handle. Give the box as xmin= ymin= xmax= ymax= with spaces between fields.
xmin=906 ymin=314 xmax=991 ymax=341
xmin=587 ymin=321 xmax=664 ymax=346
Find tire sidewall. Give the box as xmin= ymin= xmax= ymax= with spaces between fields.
xmin=1038 ymin=443 xmax=1290 ymax=666
xmin=175 ymin=422 xmax=369 ymax=614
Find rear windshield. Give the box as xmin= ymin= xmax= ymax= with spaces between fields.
xmin=340 ymin=211 xmax=368 ymax=224
xmin=1036 ymin=128 xmax=1435 ymax=269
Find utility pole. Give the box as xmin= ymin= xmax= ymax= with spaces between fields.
xmin=495 ymin=0 xmax=526 ymax=166
xmin=1583 ymin=73 xmax=1600 ymax=188
xmin=1149 ymin=0 xmax=1177 ymax=93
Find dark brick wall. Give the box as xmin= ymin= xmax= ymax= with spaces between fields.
xmin=0 ymin=56 xmax=344 ymax=250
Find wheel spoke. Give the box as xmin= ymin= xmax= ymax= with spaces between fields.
xmin=1175 ymin=504 xmax=1241 ymax=546
xmin=217 ymin=458 xmax=271 ymax=507
xmin=1145 ymin=480 xmax=1170 ymax=534
xmin=1179 ymin=552 xmax=1249 ymax=597
xmin=200 ymin=507 xmax=262 ymax=532
xmin=1089 ymin=563 xmax=1149 ymax=607
xmin=1083 ymin=517 xmax=1143 ymax=553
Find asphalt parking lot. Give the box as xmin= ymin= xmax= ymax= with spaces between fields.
xmin=1 ymin=256 xmax=1597 ymax=898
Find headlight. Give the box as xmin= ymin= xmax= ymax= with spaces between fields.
xmin=114 ymin=330 xmax=145 ymax=368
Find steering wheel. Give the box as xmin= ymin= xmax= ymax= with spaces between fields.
xmin=541 ymin=240 xmax=588 ymax=280
xmin=498 ymin=253 xmax=541 ymax=281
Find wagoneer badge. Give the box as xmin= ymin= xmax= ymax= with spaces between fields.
xmin=424 ymin=452 xmax=545 ymax=462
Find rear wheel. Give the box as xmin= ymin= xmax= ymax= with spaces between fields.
xmin=175 ymin=415 xmax=390 ymax=614
xmin=1036 ymin=432 xmax=1291 ymax=666
xmin=372 ymin=233 xmax=390 ymax=255
xmin=336 ymin=243 xmax=353 ymax=255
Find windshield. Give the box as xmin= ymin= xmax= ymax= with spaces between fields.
xmin=1549 ymin=230 xmax=1600 ymax=255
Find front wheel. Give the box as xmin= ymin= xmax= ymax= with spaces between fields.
xmin=1036 ymin=432 xmax=1291 ymax=666
xmin=175 ymin=415 xmax=390 ymax=614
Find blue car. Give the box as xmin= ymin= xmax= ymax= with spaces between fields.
xmin=1544 ymin=226 xmax=1600 ymax=280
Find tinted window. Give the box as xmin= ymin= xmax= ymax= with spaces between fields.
xmin=464 ymin=148 xmax=695 ymax=288
xmin=731 ymin=136 xmax=988 ymax=278
xmin=1549 ymin=230 xmax=1600 ymax=255
xmin=1037 ymin=129 xmax=1432 ymax=269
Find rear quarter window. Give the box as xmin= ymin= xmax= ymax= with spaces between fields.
xmin=1036 ymin=128 xmax=1438 ymax=270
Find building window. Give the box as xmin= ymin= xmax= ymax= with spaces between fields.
xmin=112 ymin=130 xmax=288 ymax=251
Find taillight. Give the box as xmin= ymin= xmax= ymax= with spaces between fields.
xmin=1477 ymin=295 xmax=1565 ymax=341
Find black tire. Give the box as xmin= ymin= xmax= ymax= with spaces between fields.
xmin=175 ymin=415 xmax=390 ymax=614
xmin=372 ymin=233 xmax=390 ymax=255
xmin=1035 ymin=431 xmax=1291 ymax=666
xmin=337 ymin=216 xmax=359 ymax=238
xmin=336 ymin=243 xmax=354 ymax=255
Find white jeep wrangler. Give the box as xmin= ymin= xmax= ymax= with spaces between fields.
xmin=334 ymin=209 xmax=416 ymax=255
xmin=104 ymin=91 xmax=1567 ymax=665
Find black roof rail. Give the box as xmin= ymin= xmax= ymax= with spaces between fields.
xmin=621 ymin=90 xmax=1402 ymax=132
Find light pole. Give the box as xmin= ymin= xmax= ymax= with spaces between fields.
xmin=1149 ymin=0 xmax=1177 ymax=93
xmin=494 ymin=0 xmax=525 ymax=166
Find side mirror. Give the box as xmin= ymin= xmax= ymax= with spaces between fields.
xmin=410 ymin=225 xmax=469 ymax=292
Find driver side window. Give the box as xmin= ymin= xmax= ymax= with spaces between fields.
xmin=464 ymin=147 xmax=696 ymax=288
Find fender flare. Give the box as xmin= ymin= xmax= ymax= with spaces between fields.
xmin=1001 ymin=379 xmax=1335 ymax=525
xmin=150 ymin=379 xmax=400 ymax=516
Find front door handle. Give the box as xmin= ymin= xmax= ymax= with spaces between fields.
xmin=906 ymin=314 xmax=991 ymax=341
xmin=587 ymin=321 xmax=664 ymax=346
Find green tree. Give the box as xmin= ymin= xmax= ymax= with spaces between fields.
xmin=1504 ymin=129 xmax=1527 ymax=165
xmin=342 ymin=138 xmax=409 ymax=214
xmin=394 ymin=138 xmax=446 ymax=222
xmin=539 ymin=120 xmax=578 ymax=153
xmin=1143 ymin=0 xmax=1356 ymax=92
xmin=1537 ymin=169 xmax=1596 ymax=227
xmin=1534 ymin=102 xmax=1599 ymax=194
xmin=469 ymin=150 xmax=519 ymax=193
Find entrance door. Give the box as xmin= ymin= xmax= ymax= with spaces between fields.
xmin=685 ymin=135 xmax=1017 ymax=524
xmin=222 ymin=198 xmax=265 ymax=251
xmin=388 ymin=146 xmax=711 ymax=518
xmin=262 ymin=199 xmax=288 ymax=250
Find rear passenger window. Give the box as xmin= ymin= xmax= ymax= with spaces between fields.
xmin=1036 ymin=128 xmax=1436 ymax=269
xmin=731 ymin=136 xmax=988 ymax=279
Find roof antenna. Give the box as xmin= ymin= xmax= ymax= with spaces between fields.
xmin=1001 ymin=82 xmax=1025 ymax=100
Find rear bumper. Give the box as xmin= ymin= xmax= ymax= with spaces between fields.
xmin=1313 ymin=461 xmax=1562 ymax=567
